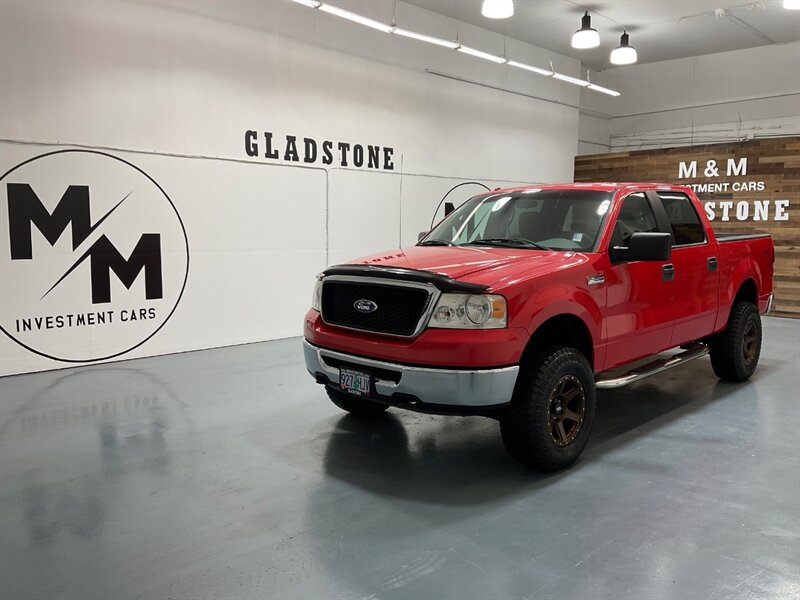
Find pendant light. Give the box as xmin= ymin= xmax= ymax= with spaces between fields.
xmin=481 ymin=0 xmax=514 ymax=19
xmin=571 ymin=11 xmax=600 ymax=49
xmin=610 ymin=31 xmax=637 ymax=65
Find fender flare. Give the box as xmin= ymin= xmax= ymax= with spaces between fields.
xmin=525 ymin=293 xmax=604 ymax=371
xmin=716 ymin=258 xmax=761 ymax=330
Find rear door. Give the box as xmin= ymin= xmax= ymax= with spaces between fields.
xmin=602 ymin=191 xmax=676 ymax=369
xmin=651 ymin=190 xmax=720 ymax=345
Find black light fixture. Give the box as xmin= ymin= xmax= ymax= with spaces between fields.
xmin=571 ymin=11 xmax=600 ymax=49
xmin=610 ymin=31 xmax=638 ymax=65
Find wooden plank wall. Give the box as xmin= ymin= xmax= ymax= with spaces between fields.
xmin=574 ymin=137 xmax=800 ymax=318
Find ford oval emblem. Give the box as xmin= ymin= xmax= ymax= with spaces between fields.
xmin=353 ymin=299 xmax=378 ymax=314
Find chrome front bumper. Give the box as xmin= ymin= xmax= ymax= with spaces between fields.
xmin=765 ymin=293 xmax=774 ymax=314
xmin=303 ymin=341 xmax=518 ymax=408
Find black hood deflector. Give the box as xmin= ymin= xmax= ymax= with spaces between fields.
xmin=322 ymin=264 xmax=489 ymax=293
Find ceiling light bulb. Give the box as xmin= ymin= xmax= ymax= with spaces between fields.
xmin=481 ymin=0 xmax=514 ymax=19
xmin=784 ymin=0 xmax=800 ymax=8
xmin=610 ymin=31 xmax=638 ymax=65
xmin=571 ymin=11 xmax=600 ymax=49
xmin=291 ymin=0 xmax=322 ymax=7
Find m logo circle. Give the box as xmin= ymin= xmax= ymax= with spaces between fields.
xmin=0 ymin=149 xmax=189 ymax=362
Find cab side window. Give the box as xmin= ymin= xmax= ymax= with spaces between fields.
xmin=612 ymin=192 xmax=659 ymax=247
xmin=658 ymin=192 xmax=706 ymax=246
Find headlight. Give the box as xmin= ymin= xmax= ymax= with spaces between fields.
xmin=311 ymin=276 xmax=323 ymax=311
xmin=429 ymin=293 xmax=507 ymax=329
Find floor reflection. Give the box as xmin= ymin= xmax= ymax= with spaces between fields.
xmin=320 ymin=359 xmax=750 ymax=505
xmin=2 ymin=367 xmax=190 ymax=550
xmin=22 ymin=480 xmax=107 ymax=546
xmin=0 ymin=326 xmax=794 ymax=600
xmin=305 ymin=359 xmax=778 ymax=600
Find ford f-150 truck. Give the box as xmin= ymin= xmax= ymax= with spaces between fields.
xmin=303 ymin=183 xmax=774 ymax=471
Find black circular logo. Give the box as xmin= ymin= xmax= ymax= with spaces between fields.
xmin=353 ymin=299 xmax=378 ymax=314
xmin=0 ymin=149 xmax=189 ymax=362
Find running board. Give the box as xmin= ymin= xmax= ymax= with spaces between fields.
xmin=595 ymin=343 xmax=710 ymax=389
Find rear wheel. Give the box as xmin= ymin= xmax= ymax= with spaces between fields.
xmin=500 ymin=346 xmax=596 ymax=471
xmin=326 ymin=387 xmax=389 ymax=416
xmin=709 ymin=301 xmax=762 ymax=382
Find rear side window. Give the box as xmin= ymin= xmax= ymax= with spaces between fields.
xmin=612 ymin=192 xmax=659 ymax=246
xmin=658 ymin=192 xmax=705 ymax=246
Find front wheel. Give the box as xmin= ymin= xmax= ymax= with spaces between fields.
xmin=326 ymin=387 xmax=389 ymax=416
xmin=500 ymin=347 xmax=596 ymax=472
xmin=709 ymin=301 xmax=762 ymax=382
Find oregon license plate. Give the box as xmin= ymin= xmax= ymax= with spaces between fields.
xmin=339 ymin=367 xmax=372 ymax=397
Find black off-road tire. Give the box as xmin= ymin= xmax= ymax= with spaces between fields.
xmin=500 ymin=346 xmax=596 ymax=472
xmin=326 ymin=387 xmax=389 ymax=416
xmin=709 ymin=301 xmax=762 ymax=382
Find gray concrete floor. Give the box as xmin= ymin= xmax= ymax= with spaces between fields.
xmin=1 ymin=318 xmax=798 ymax=600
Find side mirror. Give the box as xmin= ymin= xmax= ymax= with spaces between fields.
xmin=418 ymin=231 xmax=429 ymax=242
xmin=612 ymin=232 xmax=672 ymax=263
xmin=444 ymin=202 xmax=455 ymax=216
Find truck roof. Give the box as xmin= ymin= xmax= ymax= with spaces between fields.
xmin=492 ymin=182 xmax=689 ymax=195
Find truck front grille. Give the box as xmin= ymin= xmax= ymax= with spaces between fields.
xmin=321 ymin=280 xmax=432 ymax=337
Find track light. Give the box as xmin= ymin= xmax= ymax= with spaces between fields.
xmin=318 ymin=3 xmax=394 ymax=33
xmin=393 ymin=28 xmax=459 ymax=49
xmin=290 ymin=1 xmax=620 ymax=96
xmin=585 ymin=71 xmax=621 ymax=96
xmin=457 ymin=45 xmax=508 ymax=63
xmin=552 ymin=72 xmax=590 ymax=86
xmin=481 ymin=0 xmax=514 ymax=19
xmin=610 ymin=31 xmax=637 ymax=65
xmin=587 ymin=83 xmax=621 ymax=97
xmin=506 ymin=60 xmax=553 ymax=77
xmin=784 ymin=0 xmax=800 ymax=8
xmin=571 ymin=11 xmax=600 ymax=49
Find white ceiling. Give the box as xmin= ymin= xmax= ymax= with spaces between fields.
xmin=405 ymin=0 xmax=800 ymax=71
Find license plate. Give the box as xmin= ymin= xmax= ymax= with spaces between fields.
xmin=339 ymin=367 xmax=372 ymax=397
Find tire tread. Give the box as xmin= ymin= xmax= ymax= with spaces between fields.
xmin=500 ymin=346 xmax=595 ymax=471
xmin=709 ymin=301 xmax=761 ymax=382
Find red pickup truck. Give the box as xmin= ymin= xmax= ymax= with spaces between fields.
xmin=303 ymin=183 xmax=774 ymax=471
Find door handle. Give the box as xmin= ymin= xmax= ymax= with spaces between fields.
xmin=707 ymin=257 xmax=718 ymax=272
xmin=662 ymin=263 xmax=675 ymax=282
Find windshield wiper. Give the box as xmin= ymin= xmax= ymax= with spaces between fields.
xmin=418 ymin=239 xmax=453 ymax=246
xmin=468 ymin=237 xmax=546 ymax=250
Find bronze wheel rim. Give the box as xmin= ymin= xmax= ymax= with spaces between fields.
xmin=547 ymin=375 xmax=586 ymax=447
xmin=742 ymin=321 xmax=758 ymax=365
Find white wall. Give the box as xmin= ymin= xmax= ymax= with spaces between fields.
xmin=0 ymin=0 xmax=582 ymax=375
xmin=578 ymin=114 xmax=612 ymax=156
xmin=578 ymin=41 xmax=800 ymax=154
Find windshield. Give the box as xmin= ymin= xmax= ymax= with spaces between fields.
xmin=421 ymin=189 xmax=613 ymax=252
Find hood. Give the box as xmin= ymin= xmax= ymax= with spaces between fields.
xmin=348 ymin=245 xmax=587 ymax=289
